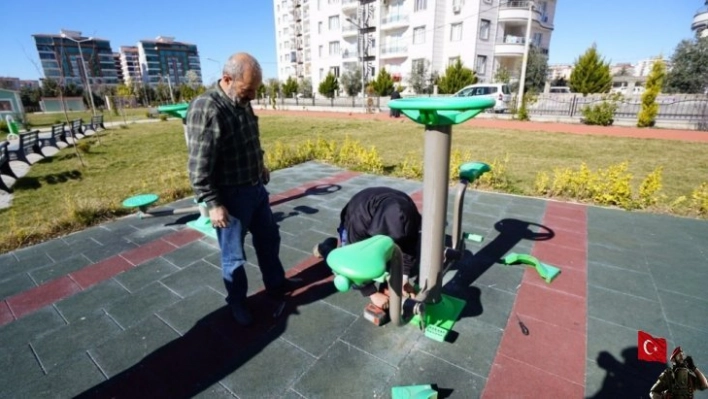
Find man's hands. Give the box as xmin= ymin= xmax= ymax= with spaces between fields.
xmin=262 ymin=167 xmax=271 ymax=185
xmin=687 ymin=356 xmax=696 ymax=371
xmin=209 ymin=205 xmax=229 ymax=229
xmin=370 ymin=293 xmax=389 ymax=309
xmin=403 ymin=282 xmax=417 ymax=299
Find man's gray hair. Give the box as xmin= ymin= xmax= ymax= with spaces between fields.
xmin=223 ymin=53 xmax=262 ymax=80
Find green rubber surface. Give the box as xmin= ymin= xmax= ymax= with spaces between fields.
xmin=122 ymin=194 xmax=159 ymax=208
xmin=388 ymin=97 xmax=495 ymax=126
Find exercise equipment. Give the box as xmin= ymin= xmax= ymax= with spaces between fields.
xmin=502 ymin=253 xmax=561 ymax=283
xmin=326 ymin=97 xmax=496 ymax=342
xmin=391 ymin=384 xmax=438 ymax=399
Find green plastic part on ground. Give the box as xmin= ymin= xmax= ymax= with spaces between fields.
xmin=502 ymin=252 xmax=561 ymax=283
xmin=387 ymin=97 xmax=495 ymax=126
xmin=409 ymin=294 xmax=466 ymax=342
xmin=391 ymin=384 xmax=438 ymax=399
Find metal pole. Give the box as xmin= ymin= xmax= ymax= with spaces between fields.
xmin=166 ymin=74 xmax=175 ymax=103
xmin=75 ymin=42 xmax=97 ymax=116
xmin=418 ymin=124 xmax=452 ymax=304
xmin=516 ymin=0 xmax=534 ymax=111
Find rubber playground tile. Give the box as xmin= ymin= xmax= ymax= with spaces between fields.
xmin=162 ymin=228 xmax=204 ymax=247
xmin=0 ymin=273 xmax=36 ymax=299
xmin=414 ymin=317 xmax=504 ymax=378
xmin=192 ymin=384 xmax=237 ymax=399
xmin=667 ymin=322 xmax=708 ymax=363
xmin=293 ymin=340 xmax=397 ymax=398
xmin=584 ymin=356 xmax=665 ymax=399
xmin=0 ymin=307 xmax=66 ymax=349
xmin=29 ymin=255 xmax=93 ymax=285
xmin=13 ymin=238 xmax=74 ymax=263
xmin=54 ymin=280 xmax=130 ymax=323
xmin=483 ymin=354 xmax=584 ymax=399
xmin=156 ymin=287 xmax=226 ymax=335
xmin=0 ymin=300 xmax=13 ymax=325
xmin=588 ymin=262 xmax=657 ymax=301
xmin=497 ymin=313 xmax=586 ymax=385
xmin=220 ymin=339 xmax=314 ymax=399
xmin=30 ymin=312 xmax=122 ymax=372
xmin=657 ymin=289 xmax=708 ymax=332
xmin=513 ymin=283 xmax=586 ymax=333
xmin=522 ymin=263 xmax=587 ymax=298
xmin=281 ymin=300 xmax=356 ymax=358
xmin=0 ymin=252 xmax=53 ymax=279
xmin=89 ymin=315 xmax=181 ymax=377
xmin=104 ymin=282 xmax=182 ymax=330
xmin=586 ymin=228 xmax=645 ymax=252
xmin=340 ymin=315 xmax=423 ymax=366
xmin=0 ymin=344 xmax=45 ymax=395
xmin=587 ymin=285 xmax=670 ymax=338
xmin=388 ymin=349 xmax=487 ymax=399
xmin=7 ymin=276 xmax=82 ymax=319
xmin=586 ymin=244 xmax=649 ymax=273
xmin=12 ymin=352 xmax=106 ymax=399
xmin=81 ymin=238 xmax=139 ymax=264
xmin=159 ymin=260 xmax=223 ymax=298
xmin=530 ymin=242 xmax=586 ymax=272
xmin=161 ymin=240 xmax=219 ymax=269
xmin=69 ymin=256 xmax=133 ymax=290
xmin=113 ymin=256 xmax=181 ymax=292
xmin=119 ymin=237 xmax=176 ymax=265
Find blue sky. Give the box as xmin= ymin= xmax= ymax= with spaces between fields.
xmin=0 ymin=0 xmax=700 ymax=82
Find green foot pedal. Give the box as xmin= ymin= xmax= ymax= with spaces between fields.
xmin=424 ymin=325 xmax=449 ymax=343
xmin=392 ymin=384 xmax=438 ymax=399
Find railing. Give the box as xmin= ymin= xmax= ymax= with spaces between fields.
xmin=342 ymin=0 xmax=358 ymax=6
xmin=501 ymin=0 xmax=532 ymax=8
xmin=342 ymin=49 xmax=359 ymax=59
xmin=498 ymin=35 xmax=526 ymax=44
xmin=381 ymin=14 xmax=409 ymax=25
xmin=381 ymin=45 xmax=407 ymax=55
xmin=342 ymin=25 xmax=358 ymax=33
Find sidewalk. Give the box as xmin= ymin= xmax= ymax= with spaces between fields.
xmin=1 ymin=162 xmax=707 ymax=398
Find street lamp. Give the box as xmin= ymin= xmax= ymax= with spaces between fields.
xmin=61 ymin=33 xmax=97 ymax=116
xmin=346 ymin=17 xmax=367 ymax=99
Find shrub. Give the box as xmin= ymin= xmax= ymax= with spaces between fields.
xmin=581 ymin=93 xmax=623 ymax=126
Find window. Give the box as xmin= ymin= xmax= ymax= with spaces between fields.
xmin=329 ymin=15 xmax=340 ymax=30
xmin=318 ymin=21 xmax=323 ymax=33
xmin=331 ymin=66 xmax=340 ymax=77
xmin=329 ymin=41 xmax=340 ymax=56
xmin=319 ymin=45 xmax=323 ymax=57
xmin=479 ymin=19 xmax=490 ymax=40
xmin=0 ymin=100 xmax=12 ymax=112
xmin=413 ymin=26 xmax=426 ymax=44
xmin=450 ymin=23 xmax=463 ymax=42
xmin=533 ymin=32 xmax=543 ymax=47
xmin=448 ymin=56 xmax=460 ymax=66
xmin=319 ymin=68 xmax=324 ymax=79
xmin=476 ymin=55 xmax=487 ymax=75
xmin=414 ymin=0 xmax=427 ymax=12
xmin=412 ymin=58 xmax=425 ymax=72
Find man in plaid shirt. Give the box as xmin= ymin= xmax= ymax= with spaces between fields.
xmin=186 ymin=52 xmax=297 ymax=326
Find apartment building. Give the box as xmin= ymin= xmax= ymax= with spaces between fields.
xmin=119 ymin=46 xmax=143 ymax=85
xmin=273 ymin=0 xmax=557 ymax=94
xmin=32 ymin=30 xmax=120 ymax=88
xmin=693 ymin=0 xmax=708 ymax=38
xmin=136 ymin=36 xmax=202 ymax=87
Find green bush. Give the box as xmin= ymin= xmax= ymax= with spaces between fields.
xmin=581 ymin=93 xmax=623 ymax=126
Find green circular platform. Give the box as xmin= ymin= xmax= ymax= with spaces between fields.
xmin=388 ymin=97 xmax=495 ymax=126
xmin=122 ymin=194 xmax=159 ymax=208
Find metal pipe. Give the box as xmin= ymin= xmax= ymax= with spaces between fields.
xmin=388 ymin=245 xmax=404 ymax=326
xmin=451 ymin=180 xmax=468 ymax=251
xmin=417 ymin=124 xmax=452 ymax=305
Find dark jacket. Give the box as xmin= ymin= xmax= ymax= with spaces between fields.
xmin=340 ymin=187 xmax=421 ymax=295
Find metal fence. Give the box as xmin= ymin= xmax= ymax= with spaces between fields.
xmin=255 ymin=95 xmax=381 ymax=109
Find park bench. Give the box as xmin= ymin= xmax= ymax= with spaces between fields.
xmin=38 ymin=123 xmax=69 ymax=156
xmin=69 ymin=119 xmax=85 ymax=140
xmin=82 ymin=115 xmax=105 ymax=135
xmin=7 ymin=130 xmax=44 ymax=165
xmin=0 ymin=141 xmax=18 ymax=193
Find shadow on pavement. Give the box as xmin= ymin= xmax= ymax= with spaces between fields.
xmin=74 ymin=262 xmax=336 ymax=399
xmin=586 ymin=347 xmax=666 ymax=399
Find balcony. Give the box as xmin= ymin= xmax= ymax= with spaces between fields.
xmin=342 ymin=0 xmax=358 ymax=10
xmin=380 ymin=14 xmax=409 ymax=30
xmin=494 ymin=34 xmax=526 ymax=57
xmin=342 ymin=49 xmax=359 ymax=59
xmin=380 ymin=45 xmax=407 ymax=59
xmin=498 ymin=1 xmax=553 ymax=30
xmin=693 ymin=6 xmax=708 ymax=37
xmin=342 ymin=25 xmax=359 ymax=37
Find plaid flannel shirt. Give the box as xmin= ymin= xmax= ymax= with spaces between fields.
xmin=186 ymin=84 xmax=265 ymax=208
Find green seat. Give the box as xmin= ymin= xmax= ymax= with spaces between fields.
xmin=459 ymin=162 xmax=491 ymax=182
xmin=327 ymin=235 xmax=394 ymax=291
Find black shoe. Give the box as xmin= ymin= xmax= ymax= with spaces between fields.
xmin=313 ymin=237 xmax=339 ymax=260
xmin=267 ymin=277 xmax=303 ymax=299
xmin=230 ymin=301 xmax=253 ymax=326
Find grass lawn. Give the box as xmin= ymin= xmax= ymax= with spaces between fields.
xmin=25 ymin=107 xmax=155 ymax=128
xmin=1 ymin=115 xmax=706 ymax=253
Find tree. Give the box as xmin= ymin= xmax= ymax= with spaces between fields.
xmin=266 ymin=78 xmax=281 ymax=98
xmin=637 ymin=59 xmax=666 ymax=128
xmin=282 ymin=76 xmax=299 ymax=98
xmin=184 ymin=70 xmax=201 ymax=89
xmin=19 ymin=86 xmax=41 ymax=108
xmin=494 ymin=67 xmax=511 ymax=84
xmin=371 ymin=68 xmax=395 ymax=96
xmin=408 ymin=59 xmax=435 ymax=94
xmin=569 ymin=44 xmax=612 ymax=96
xmin=551 ymin=77 xmax=567 ymax=87
xmin=339 ymin=66 xmax=362 ymax=97
xmin=257 ymin=83 xmax=267 ymax=99
xmin=298 ymin=77 xmax=313 ymax=98
xmin=318 ymin=72 xmax=339 ymax=98
xmin=664 ymin=37 xmax=708 ymax=94
xmin=524 ymin=46 xmax=549 ymax=94
xmin=437 ymin=59 xmax=477 ymax=94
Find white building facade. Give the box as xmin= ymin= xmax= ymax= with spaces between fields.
xmin=273 ymin=0 xmax=558 ymax=94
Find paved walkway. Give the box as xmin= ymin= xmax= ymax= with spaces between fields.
xmin=1 ymin=162 xmax=707 ymax=398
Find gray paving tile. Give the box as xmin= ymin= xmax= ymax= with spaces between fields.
xmin=322 ymin=287 xmax=371 ymax=316
xmin=587 ymin=243 xmax=649 ymax=273
xmin=646 ymin=261 xmax=708 ymax=302
xmin=584 ymin=356 xmax=664 ymax=399
xmin=280 ymin=227 xmax=333 ymax=252
xmin=668 ymin=323 xmax=708 ymax=364
xmin=0 ymin=344 xmax=45 ymax=395
xmin=81 ymin=238 xmax=138 ymax=263
xmin=162 ymin=240 xmax=219 ymax=268
xmin=415 ymin=317 xmax=503 ymax=377
xmin=221 ymin=339 xmax=314 ymax=399
xmin=281 ymin=300 xmax=356 ymax=357
xmin=278 ymin=245 xmax=311 ymax=271
xmin=340 ymin=315 xmax=424 ymax=366
xmin=1 ymin=251 xmax=52 ymax=274
xmin=62 ymin=226 xmax=106 ymax=246
xmin=0 ymin=252 xmax=18 ymax=267
xmin=105 ymin=282 xmax=182 ymax=329
xmin=0 ymin=307 xmax=66 ymax=347
xmin=281 ymin=389 xmax=308 ymax=399
xmin=160 ymin=259 xmax=223 ymax=298
xmin=90 ymin=315 xmax=181 ymax=377
xmin=124 ymin=224 xmax=177 ymax=245
xmin=13 ymin=352 xmax=106 ymax=399
xmin=55 ymin=280 xmax=130 ymax=322
xmin=293 ymin=340 xmax=396 ymax=398
xmin=192 ymin=383 xmax=237 ymax=399
xmin=658 ymin=290 xmax=708 ymax=333
xmin=114 ymin=256 xmax=180 ymax=292
xmin=0 ymin=272 xmax=35 ymax=299
xmin=458 ymin=286 xmax=517 ymax=330
xmin=588 ymin=286 xmax=671 ymax=339
xmin=157 ymin=287 xmax=225 ymax=335
xmin=79 ymin=225 xmax=134 ymax=246
xmin=588 ymin=262 xmax=657 ymax=301
xmin=388 ymin=349 xmax=487 ymax=398
xmin=29 ymin=255 xmax=93 ymax=285
xmin=31 ymin=313 xmax=122 ymax=372
xmin=13 ymin=238 xmax=73 ymax=263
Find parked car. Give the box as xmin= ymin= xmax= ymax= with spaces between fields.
xmin=453 ymin=83 xmax=512 ymax=113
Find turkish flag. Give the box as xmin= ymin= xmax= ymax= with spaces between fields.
xmin=638 ymin=331 xmax=667 ymax=363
